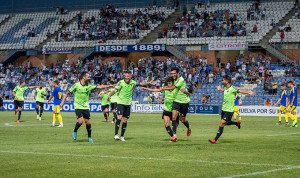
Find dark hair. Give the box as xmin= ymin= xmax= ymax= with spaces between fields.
xmin=287 ymin=80 xmax=293 ymax=84
xmin=20 ymin=79 xmax=25 ymax=84
xmin=165 ymin=77 xmax=174 ymax=85
xmin=110 ymin=81 xmax=114 ymax=84
xmin=171 ymin=67 xmax=179 ymax=74
xmin=280 ymin=84 xmax=285 ymax=87
xmin=54 ymin=80 xmax=59 ymax=85
xmin=80 ymin=71 xmax=89 ymax=80
xmin=223 ymin=75 xmax=232 ymax=84
xmin=124 ymin=71 xmax=131 ymax=75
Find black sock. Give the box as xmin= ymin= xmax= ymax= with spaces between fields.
xmin=214 ymin=127 xmax=224 ymax=141
xmin=18 ymin=111 xmax=22 ymax=120
xmin=39 ymin=108 xmax=43 ymax=117
xmin=36 ymin=108 xmax=39 ymax=115
xmin=121 ymin=122 xmax=127 ymax=137
xmin=165 ymin=126 xmax=173 ymax=137
xmin=183 ymin=120 xmax=190 ymax=129
xmin=74 ymin=122 xmax=82 ymax=132
xmin=115 ymin=119 xmax=121 ymax=135
xmin=113 ymin=112 xmax=117 ymax=122
xmin=172 ymin=120 xmax=177 ymax=135
xmin=104 ymin=113 xmax=107 ymax=120
xmin=86 ymin=124 xmax=92 ymax=138
xmin=227 ymin=121 xmax=237 ymax=125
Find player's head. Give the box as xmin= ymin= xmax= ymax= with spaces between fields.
xmin=280 ymin=84 xmax=285 ymax=90
xmin=39 ymin=83 xmax=43 ymax=88
xmin=80 ymin=71 xmax=91 ymax=84
xmin=165 ymin=77 xmax=174 ymax=87
xmin=222 ymin=75 xmax=231 ymax=86
xmin=171 ymin=67 xmax=179 ymax=80
xmin=19 ymin=79 xmax=25 ymax=87
xmin=124 ymin=71 xmax=132 ymax=84
xmin=51 ymin=80 xmax=59 ymax=87
xmin=287 ymin=80 xmax=293 ymax=88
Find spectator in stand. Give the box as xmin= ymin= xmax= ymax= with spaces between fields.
xmin=201 ymin=94 xmax=207 ymax=104
xmin=0 ymin=95 xmax=3 ymax=111
xmin=4 ymin=89 xmax=9 ymax=100
xmin=272 ymin=80 xmax=278 ymax=95
xmin=279 ymin=25 xmax=285 ymax=31
xmin=280 ymin=31 xmax=285 ymax=44
xmin=252 ymin=25 xmax=258 ymax=32
xmin=285 ymin=24 xmax=292 ymax=32
xmin=208 ymin=71 xmax=214 ymax=84
xmin=266 ymin=98 xmax=271 ymax=106
xmin=206 ymin=93 xmax=211 ymax=102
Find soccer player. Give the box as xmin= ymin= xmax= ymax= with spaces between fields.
xmin=35 ymin=83 xmax=47 ymax=120
xmin=108 ymin=71 xmax=154 ymax=141
xmin=209 ymin=75 xmax=255 ymax=144
xmin=274 ymin=84 xmax=289 ymax=125
xmin=233 ymin=94 xmax=242 ymax=121
xmin=12 ymin=79 xmax=38 ymax=123
xmin=60 ymin=71 xmax=112 ymax=143
xmin=109 ymin=82 xmax=119 ymax=124
xmin=47 ymin=80 xmax=63 ymax=127
xmin=141 ymin=77 xmax=178 ymax=138
xmin=98 ymin=88 xmax=110 ymax=122
xmin=287 ymin=81 xmax=298 ymax=127
xmin=160 ymin=67 xmax=192 ymax=142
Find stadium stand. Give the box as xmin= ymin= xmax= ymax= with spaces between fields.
xmin=0 ymin=11 xmax=79 ymax=50
xmin=44 ymin=6 xmax=175 ymax=48
xmin=154 ymin=1 xmax=295 ymax=45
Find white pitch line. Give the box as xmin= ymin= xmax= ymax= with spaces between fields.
xmin=267 ymin=133 xmax=300 ymax=137
xmin=0 ymin=150 xmax=295 ymax=168
xmin=0 ymin=123 xmax=50 ymax=127
xmin=221 ymin=166 xmax=300 ymax=178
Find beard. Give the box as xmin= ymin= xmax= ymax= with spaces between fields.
xmin=85 ymin=79 xmax=91 ymax=84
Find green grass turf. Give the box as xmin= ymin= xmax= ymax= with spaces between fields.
xmin=0 ymin=111 xmax=299 ymax=178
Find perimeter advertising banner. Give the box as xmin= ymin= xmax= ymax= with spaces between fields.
xmin=208 ymin=43 xmax=246 ymax=50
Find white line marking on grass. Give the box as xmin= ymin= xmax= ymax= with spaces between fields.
xmin=0 ymin=150 xmax=296 ymax=168
xmin=221 ymin=166 xmax=300 ymax=178
xmin=267 ymin=133 xmax=300 ymax=137
xmin=0 ymin=123 xmax=49 ymax=127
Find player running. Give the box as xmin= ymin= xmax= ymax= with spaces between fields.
xmin=274 ymin=84 xmax=289 ymax=125
xmin=141 ymin=77 xmax=179 ymax=138
xmin=110 ymin=82 xmax=119 ymax=124
xmin=209 ymin=75 xmax=255 ymax=144
xmin=60 ymin=72 xmax=112 ymax=143
xmin=35 ymin=83 xmax=47 ymax=120
xmin=98 ymin=88 xmax=111 ymax=122
xmin=108 ymin=71 xmax=155 ymax=141
xmin=287 ymin=80 xmax=298 ymax=127
xmin=12 ymin=79 xmax=38 ymax=123
xmin=47 ymin=80 xmax=63 ymax=127
xmin=233 ymin=94 xmax=242 ymax=121
xmin=160 ymin=67 xmax=192 ymax=142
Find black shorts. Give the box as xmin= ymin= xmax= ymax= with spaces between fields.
xmin=36 ymin=101 xmax=44 ymax=108
xmin=117 ymin=104 xmax=131 ymax=119
xmin=110 ymin=102 xmax=117 ymax=110
xmin=172 ymin=101 xmax=189 ymax=117
xmin=14 ymin=100 xmax=24 ymax=108
xmin=75 ymin=109 xmax=90 ymax=119
xmin=162 ymin=110 xmax=180 ymax=120
xmin=221 ymin=110 xmax=234 ymax=122
xmin=101 ymin=104 xmax=109 ymax=111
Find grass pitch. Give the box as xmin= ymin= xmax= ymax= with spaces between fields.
xmin=0 ymin=111 xmax=299 ymax=177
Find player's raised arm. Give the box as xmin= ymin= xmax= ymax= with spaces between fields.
xmin=60 ymin=90 xmax=71 ymax=107
xmin=141 ymin=87 xmax=161 ymax=92
xmin=98 ymin=92 xmax=105 ymax=98
xmin=238 ymin=89 xmax=255 ymax=95
xmin=217 ymin=85 xmax=224 ymax=92
xmin=160 ymin=85 xmax=176 ymax=91
xmin=107 ymin=89 xmax=118 ymax=101
xmin=138 ymin=80 xmax=156 ymax=86
xmin=96 ymin=84 xmax=113 ymax=89
xmin=28 ymin=86 xmax=38 ymax=89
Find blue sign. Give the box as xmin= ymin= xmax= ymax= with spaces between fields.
xmin=94 ymin=44 xmax=166 ymax=52
xmin=2 ymin=102 xmax=104 ymax=113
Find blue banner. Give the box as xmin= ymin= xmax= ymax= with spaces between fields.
xmin=3 ymin=102 xmax=220 ymax=114
xmin=3 ymin=102 xmax=103 ymax=112
xmin=94 ymin=44 xmax=166 ymax=52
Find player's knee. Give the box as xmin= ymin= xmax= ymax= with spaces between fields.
xmin=123 ymin=118 xmax=128 ymax=123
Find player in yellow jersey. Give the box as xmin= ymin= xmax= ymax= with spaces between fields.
xmin=233 ymin=94 xmax=242 ymax=121
xmin=274 ymin=84 xmax=289 ymax=125
xmin=47 ymin=80 xmax=63 ymax=127
xmin=286 ymin=81 xmax=298 ymax=127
